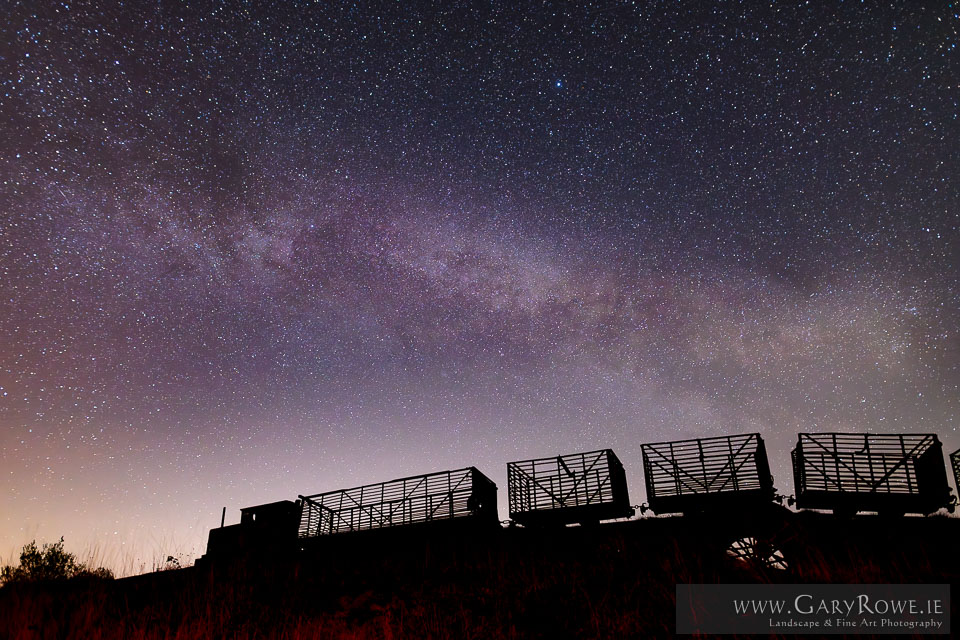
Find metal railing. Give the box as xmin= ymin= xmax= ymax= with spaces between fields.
xmin=642 ymin=433 xmax=771 ymax=500
xmin=298 ymin=467 xmax=493 ymax=537
xmin=507 ymin=449 xmax=623 ymax=516
xmin=793 ymin=433 xmax=938 ymax=495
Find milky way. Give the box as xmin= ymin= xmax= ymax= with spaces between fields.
xmin=1 ymin=1 xmax=958 ymax=570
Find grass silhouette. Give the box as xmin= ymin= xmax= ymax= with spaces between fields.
xmin=1 ymin=510 xmax=957 ymax=638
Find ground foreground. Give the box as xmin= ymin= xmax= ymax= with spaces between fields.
xmin=1 ymin=511 xmax=957 ymax=639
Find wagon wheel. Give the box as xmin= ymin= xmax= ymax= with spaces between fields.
xmin=726 ymin=535 xmax=789 ymax=571
xmin=714 ymin=503 xmax=799 ymax=572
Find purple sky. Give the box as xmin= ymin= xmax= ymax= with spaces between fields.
xmin=2 ymin=1 xmax=957 ymax=572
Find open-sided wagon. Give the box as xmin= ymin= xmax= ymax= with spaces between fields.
xmin=792 ymin=433 xmax=954 ymax=516
xmin=641 ymin=433 xmax=776 ymax=515
xmin=298 ymin=467 xmax=499 ymax=537
xmin=507 ymin=449 xmax=634 ymax=526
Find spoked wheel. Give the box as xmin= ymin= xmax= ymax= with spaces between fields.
xmin=726 ymin=536 xmax=789 ymax=571
xmin=719 ymin=505 xmax=798 ymax=574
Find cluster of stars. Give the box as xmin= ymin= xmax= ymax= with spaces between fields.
xmin=1 ymin=1 xmax=957 ymax=570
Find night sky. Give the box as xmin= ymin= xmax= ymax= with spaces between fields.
xmin=2 ymin=1 xmax=958 ymax=571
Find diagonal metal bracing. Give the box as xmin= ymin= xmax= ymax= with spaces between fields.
xmin=799 ymin=435 xmax=928 ymax=493
xmin=642 ymin=434 xmax=772 ymax=510
xmin=802 ymin=436 xmax=874 ymax=487
xmin=799 ymin=456 xmax=847 ymax=491
xmin=712 ymin=450 xmax=755 ymax=492
xmin=702 ymin=436 xmax=753 ymax=491
xmin=646 ymin=454 xmax=709 ymax=494
xmin=511 ymin=465 xmax=570 ymax=507
xmin=298 ymin=468 xmax=489 ymax=537
xmin=558 ymin=451 xmax=605 ymax=505
xmin=866 ymin=439 xmax=926 ymax=491
xmin=507 ymin=449 xmax=631 ymax=523
xmin=584 ymin=473 xmax=612 ymax=504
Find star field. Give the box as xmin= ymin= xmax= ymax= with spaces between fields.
xmin=1 ymin=1 xmax=958 ymax=570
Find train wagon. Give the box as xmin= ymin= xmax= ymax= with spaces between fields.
xmin=507 ymin=449 xmax=634 ymax=526
xmin=641 ymin=433 xmax=776 ymax=515
xmin=298 ymin=467 xmax=498 ymax=537
xmin=792 ymin=433 xmax=954 ymax=516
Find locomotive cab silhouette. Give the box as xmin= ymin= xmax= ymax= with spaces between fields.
xmin=202 ymin=500 xmax=301 ymax=560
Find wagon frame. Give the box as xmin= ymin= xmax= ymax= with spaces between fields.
xmin=641 ymin=433 xmax=776 ymax=515
xmin=298 ymin=467 xmax=498 ymax=537
xmin=507 ymin=449 xmax=633 ymax=526
xmin=791 ymin=433 xmax=953 ymax=516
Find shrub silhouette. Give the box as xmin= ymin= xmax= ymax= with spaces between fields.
xmin=0 ymin=538 xmax=113 ymax=585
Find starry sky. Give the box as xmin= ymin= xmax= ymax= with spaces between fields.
xmin=1 ymin=1 xmax=958 ymax=572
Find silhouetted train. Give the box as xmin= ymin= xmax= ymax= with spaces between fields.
xmin=200 ymin=431 xmax=957 ymax=562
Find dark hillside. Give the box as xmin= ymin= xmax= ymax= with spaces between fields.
xmin=2 ymin=512 xmax=958 ymax=638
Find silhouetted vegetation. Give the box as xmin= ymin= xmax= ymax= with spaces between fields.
xmin=0 ymin=538 xmax=113 ymax=586
xmin=1 ymin=514 xmax=957 ymax=638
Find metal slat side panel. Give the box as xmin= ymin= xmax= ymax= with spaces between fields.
xmin=298 ymin=467 xmax=490 ymax=537
xmin=793 ymin=433 xmax=938 ymax=497
xmin=506 ymin=449 xmax=627 ymax=519
xmin=640 ymin=433 xmax=769 ymax=500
